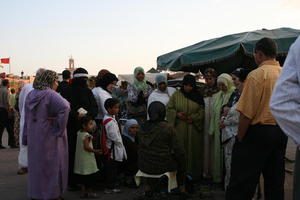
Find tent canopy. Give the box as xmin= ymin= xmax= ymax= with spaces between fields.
xmin=157 ymin=27 xmax=300 ymax=73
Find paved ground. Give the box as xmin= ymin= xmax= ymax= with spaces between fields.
xmin=0 ymin=132 xmax=296 ymax=200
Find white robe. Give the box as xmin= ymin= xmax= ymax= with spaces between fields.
xmin=147 ymin=87 xmax=176 ymax=119
xmin=103 ymin=114 xmax=127 ymax=162
xmin=18 ymin=83 xmax=33 ymax=168
xmin=92 ymin=87 xmax=112 ymax=120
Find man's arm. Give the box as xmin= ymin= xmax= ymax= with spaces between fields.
xmin=270 ymin=37 xmax=300 ymax=145
xmin=236 ymin=75 xmax=260 ymax=141
xmin=237 ymin=113 xmax=251 ymax=141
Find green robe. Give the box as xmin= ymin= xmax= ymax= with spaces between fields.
xmin=209 ymin=88 xmax=235 ymax=183
xmin=166 ymin=90 xmax=204 ymax=180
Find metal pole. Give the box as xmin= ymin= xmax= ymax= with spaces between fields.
xmin=9 ymin=57 xmax=11 ymax=74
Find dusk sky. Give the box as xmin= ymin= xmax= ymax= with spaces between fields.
xmin=1 ymin=0 xmax=300 ymax=76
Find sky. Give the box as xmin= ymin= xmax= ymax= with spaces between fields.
xmin=0 ymin=0 xmax=300 ymax=76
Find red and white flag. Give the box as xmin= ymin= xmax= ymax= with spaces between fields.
xmin=0 ymin=58 xmax=10 ymax=64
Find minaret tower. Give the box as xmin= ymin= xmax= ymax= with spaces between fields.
xmin=69 ymin=56 xmax=75 ymax=70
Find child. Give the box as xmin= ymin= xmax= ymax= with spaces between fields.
xmin=103 ymin=98 xmax=127 ymax=194
xmin=74 ymin=116 xmax=102 ymax=198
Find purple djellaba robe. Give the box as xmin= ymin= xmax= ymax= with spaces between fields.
xmin=23 ymin=89 xmax=70 ymax=200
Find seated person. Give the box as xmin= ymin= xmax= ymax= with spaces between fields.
xmin=137 ymin=101 xmax=186 ymax=195
xmin=122 ymin=119 xmax=139 ymax=186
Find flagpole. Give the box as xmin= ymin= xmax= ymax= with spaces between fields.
xmin=9 ymin=57 xmax=11 ymax=74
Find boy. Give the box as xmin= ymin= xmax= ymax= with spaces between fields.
xmin=103 ymin=98 xmax=127 ymax=194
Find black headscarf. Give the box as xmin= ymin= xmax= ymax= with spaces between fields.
xmin=231 ymin=68 xmax=252 ymax=82
xmin=72 ymin=68 xmax=89 ymax=89
xmin=180 ymin=74 xmax=204 ymax=105
xmin=148 ymin=101 xmax=166 ymax=122
xmin=142 ymin=101 xmax=166 ymax=132
xmin=96 ymin=73 xmax=118 ymax=92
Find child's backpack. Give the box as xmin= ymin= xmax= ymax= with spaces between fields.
xmin=101 ymin=118 xmax=114 ymax=160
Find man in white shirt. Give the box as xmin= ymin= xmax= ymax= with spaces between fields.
xmin=270 ymin=36 xmax=300 ymax=200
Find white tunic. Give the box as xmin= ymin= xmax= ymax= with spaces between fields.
xmin=103 ymin=114 xmax=127 ymax=162
xmin=147 ymin=87 xmax=176 ymax=107
xmin=92 ymin=87 xmax=112 ymax=120
xmin=18 ymin=83 xmax=33 ymax=168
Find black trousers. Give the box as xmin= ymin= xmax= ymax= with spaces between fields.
xmin=226 ymin=125 xmax=288 ymax=200
xmin=67 ymin=130 xmax=78 ymax=187
xmin=104 ymin=159 xmax=121 ymax=189
xmin=0 ymin=108 xmax=15 ymax=147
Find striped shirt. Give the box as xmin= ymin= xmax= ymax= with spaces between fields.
xmin=270 ymin=36 xmax=300 ymax=145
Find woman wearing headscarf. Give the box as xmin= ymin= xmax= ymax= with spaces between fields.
xmin=121 ymin=119 xmax=139 ymax=186
xmin=63 ymin=68 xmax=98 ymax=190
xmin=23 ymin=70 xmax=70 ymax=200
xmin=166 ymin=74 xmax=205 ymax=180
xmin=202 ymin=68 xmax=219 ymax=178
xmin=209 ymin=73 xmax=235 ymax=183
xmin=127 ymin=67 xmax=153 ymax=124
xmin=18 ymin=68 xmax=45 ymax=175
xmin=147 ymin=74 xmax=176 ymax=114
xmin=138 ymin=101 xmax=186 ymax=194
xmin=92 ymin=72 xmax=119 ymax=122
xmin=219 ymin=69 xmax=251 ymax=190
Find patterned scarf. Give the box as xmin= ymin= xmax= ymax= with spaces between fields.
xmin=33 ymin=70 xmax=58 ymax=90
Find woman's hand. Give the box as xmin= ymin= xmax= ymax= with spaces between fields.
xmin=219 ymin=120 xmax=225 ymax=129
xmin=177 ymin=112 xmax=187 ymax=121
xmin=78 ymin=113 xmax=86 ymax=120
xmin=186 ymin=116 xmax=193 ymax=124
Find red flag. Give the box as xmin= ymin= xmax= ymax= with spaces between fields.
xmin=1 ymin=58 xmax=10 ymax=64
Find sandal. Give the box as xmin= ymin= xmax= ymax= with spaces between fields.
xmin=17 ymin=168 xmax=28 ymax=175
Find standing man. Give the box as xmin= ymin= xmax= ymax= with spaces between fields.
xmin=226 ymin=38 xmax=287 ymax=200
xmin=0 ymin=79 xmax=16 ymax=149
xmin=0 ymin=79 xmax=16 ymax=148
xmin=57 ymin=69 xmax=71 ymax=95
xmin=270 ymin=36 xmax=300 ymax=200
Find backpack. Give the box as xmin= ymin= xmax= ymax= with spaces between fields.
xmin=101 ymin=118 xmax=114 ymax=160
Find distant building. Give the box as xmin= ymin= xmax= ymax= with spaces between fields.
xmin=67 ymin=56 xmax=76 ymax=74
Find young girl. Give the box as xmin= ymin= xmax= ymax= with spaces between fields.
xmin=74 ymin=116 xmax=102 ymax=198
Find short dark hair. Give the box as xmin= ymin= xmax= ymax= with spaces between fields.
xmin=104 ymin=98 xmax=119 ymax=111
xmin=62 ymin=70 xmax=71 ymax=80
xmin=11 ymin=89 xmax=16 ymax=94
xmin=254 ymin=37 xmax=277 ymax=58
xmin=79 ymin=116 xmax=92 ymax=129
xmin=2 ymin=79 xmax=9 ymax=86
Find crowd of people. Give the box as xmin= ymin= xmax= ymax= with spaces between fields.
xmin=0 ymin=36 xmax=299 ymax=200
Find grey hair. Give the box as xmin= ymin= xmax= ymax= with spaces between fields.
xmin=35 ymin=68 xmax=46 ymax=77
